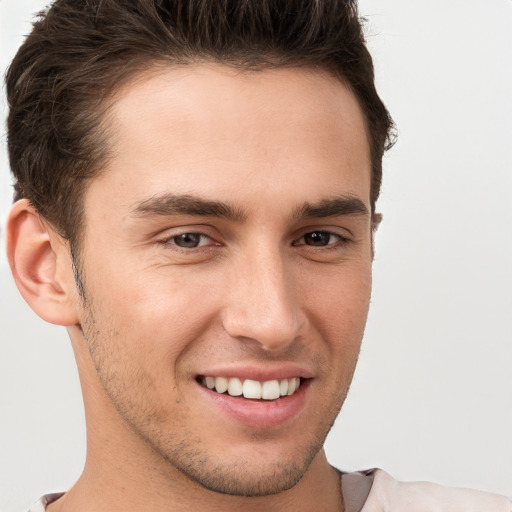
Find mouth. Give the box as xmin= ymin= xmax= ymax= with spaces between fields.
xmin=198 ymin=375 xmax=302 ymax=400
xmin=196 ymin=372 xmax=310 ymax=427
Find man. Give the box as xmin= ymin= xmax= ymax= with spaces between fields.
xmin=3 ymin=1 xmax=511 ymax=511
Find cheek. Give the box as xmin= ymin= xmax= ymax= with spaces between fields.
xmin=304 ymin=261 xmax=372 ymax=330
xmin=301 ymin=261 xmax=371 ymax=384
xmin=85 ymin=266 xmax=222 ymax=360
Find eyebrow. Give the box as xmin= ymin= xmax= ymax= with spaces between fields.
xmin=131 ymin=193 xmax=369 ymax=222
xmin=293 ymin=196 xmax=369 ymax=219
xmin=132 ymin=193 xmax=247 ymax=222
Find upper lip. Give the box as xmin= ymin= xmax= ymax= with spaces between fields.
xmin=196 ymin=365 xmax=313 ymax=382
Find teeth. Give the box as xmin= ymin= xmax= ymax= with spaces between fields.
xmin=262 ymin=380 xmax=280 ymax=400
xmin=215 ymin=376 xmax=228 ymax=393
xmin=287 ymin=377 xmax=300 ymax=396
xmin=202 ymin=376 xmax=302 ymax=400
xmin=243 ymin=379 xmax=262 ymax=399
xmin=227 ymin=377 xmax=243 ymax=396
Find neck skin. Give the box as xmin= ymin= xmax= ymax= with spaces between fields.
xmin=47 ymin=329 xmax=343 ymax=512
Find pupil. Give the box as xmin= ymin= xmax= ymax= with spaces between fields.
xmin=305 ymin=231 xmax=330 ymax=246
xmin=176 ymin=233 xmax=200 ymax=248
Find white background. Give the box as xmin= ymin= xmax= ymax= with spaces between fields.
xmin=1 ymin=1 xmax=511 ymax=510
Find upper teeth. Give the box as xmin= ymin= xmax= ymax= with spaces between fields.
xmin=201 ymin=376 xmax=301 ymax=400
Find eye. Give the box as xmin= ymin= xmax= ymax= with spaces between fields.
xmin=294 ymin=230 xmax=348 ymax=247
xmin=165 ymin=232 xmax=212 ymax=249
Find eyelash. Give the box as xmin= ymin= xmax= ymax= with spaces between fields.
xmin=159 ymin=232 xmax=216 ymax=250
xmin=292 ymin=231 xmax=351 ymax=249
xmin=159 ymin=230 xmax=351 ymax=251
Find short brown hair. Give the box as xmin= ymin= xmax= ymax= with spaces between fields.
xmin=6 ymin=0 xmax=394 ymax=245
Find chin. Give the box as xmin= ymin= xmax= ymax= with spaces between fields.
xmin=175 ymin=457 xmax=309 ymax=497
xmin=151 ymin=424 xmax=329 ymax=497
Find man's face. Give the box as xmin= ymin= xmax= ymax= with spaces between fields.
xmin=74 ymin=64 xmax=373 ymax=496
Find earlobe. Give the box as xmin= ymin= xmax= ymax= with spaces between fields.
xmin=7 ymin=199 xmax=80 ymax=326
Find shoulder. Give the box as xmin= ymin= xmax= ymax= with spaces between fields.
xmin=27 ymin=493 xmax=64 ymax=512
xmin=341 ymin=468 xmax=512 ymax=512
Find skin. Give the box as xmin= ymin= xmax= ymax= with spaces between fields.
xmin=8 ymin=64 xmax=373 ymax=512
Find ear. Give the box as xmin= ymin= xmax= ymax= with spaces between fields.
xmin=371 ymin=212 xmax=382 ymax=233
xmin=6 ymin=199 xmax=80 ymax=326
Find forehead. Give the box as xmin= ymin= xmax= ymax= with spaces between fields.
xmin=87 ymin=64 xmax=371 ymax=218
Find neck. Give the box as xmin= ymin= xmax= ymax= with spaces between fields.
xmin=49 ymin=448 xmax=342 ymax=512
xmin=49 ymin=336 xmax=343 ymax=512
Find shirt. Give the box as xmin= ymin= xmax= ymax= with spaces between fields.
xmin=27 ymin=468 xmax=512 ymax=511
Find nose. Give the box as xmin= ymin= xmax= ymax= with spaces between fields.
xmin=221 ymin=247 xmax=306 ymax=352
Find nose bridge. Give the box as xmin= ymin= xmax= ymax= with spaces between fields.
xmin=222 ymin=242 xmax=303 ymax=351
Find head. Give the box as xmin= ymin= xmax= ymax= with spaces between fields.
xmin=6 ymin=0 xmax=394 ymax=501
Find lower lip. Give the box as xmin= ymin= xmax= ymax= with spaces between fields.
xmin=197 ymin=380 xmax=310 ymax=428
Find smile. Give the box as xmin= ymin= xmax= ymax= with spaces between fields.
xmin=199 ymin=376 xmax=302 ymax=400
